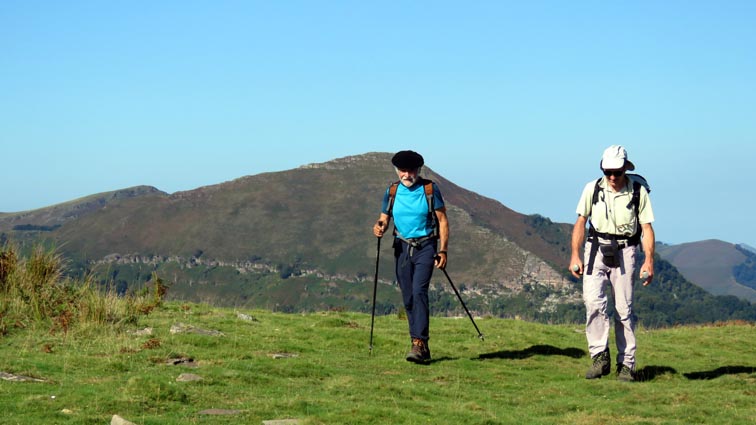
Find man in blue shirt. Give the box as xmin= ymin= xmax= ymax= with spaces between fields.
xmin=373 ymin=150 xmax=449 ymax=364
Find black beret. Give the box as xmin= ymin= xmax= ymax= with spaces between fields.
xmin=391 ymin=150 xmax=424 ymax=169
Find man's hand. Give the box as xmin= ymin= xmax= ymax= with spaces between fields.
xmin=434 ymin=252 xmax=447 ymax=269
xmin=569 ymin=261 xmax=583 ymax=278
xmin=640 ymin=268 xmax=653 ymax=286
xmin=373 ymin=220 xmax=386 ymax=238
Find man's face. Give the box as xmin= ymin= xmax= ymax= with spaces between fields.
xmin=602 ymin=167 xmax=626 ymax=185
xmin=396 ymin=167 xmax=419 ymax=187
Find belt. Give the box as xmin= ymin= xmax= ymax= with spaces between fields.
xmin=589 ymin=228 xmax=640 ymax=247
xmin=588 ymin=238 xmax=634 ymax=250
xmin=595 ymin=239 xmax=636 ymax=250
xmin=586 ymin=235 xmax=636 ymax=275
xmin=397 ymin=234 xmax=434 ymax=247
xmin=395 ymin=234 xmax=436 ymax=267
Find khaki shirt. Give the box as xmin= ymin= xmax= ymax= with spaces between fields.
xmin=576 ymin=176 xmax=654 ymax=237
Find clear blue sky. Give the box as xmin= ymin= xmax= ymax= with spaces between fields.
xmin=2 ymin=1 xmax=755 ymax=247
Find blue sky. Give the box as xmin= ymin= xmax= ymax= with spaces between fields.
xmin=2 ymin=1 xmax=755 ymax=247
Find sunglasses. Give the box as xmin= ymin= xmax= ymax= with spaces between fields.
xmin=603 ymin=169 xmax=625 ymax=177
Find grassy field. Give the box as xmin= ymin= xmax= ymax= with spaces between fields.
xmin=1 ymin=302 xmax=754 ymax=424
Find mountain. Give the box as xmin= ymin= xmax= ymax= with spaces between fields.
xmin=2 ymin=152 xmax=754 ymax=324
xmin=0 ymin=186 xmax=166 ymax=230
xmin=2 ymin=153 xmax=572 ymax=288
xmin=657 ymin=239 xmax=756 ymax=303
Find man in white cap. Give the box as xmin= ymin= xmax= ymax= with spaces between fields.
xmin=373 ymin=150 xmax=449 ymax=364
xmin=570 ymin=145 xmax=655 ymax=382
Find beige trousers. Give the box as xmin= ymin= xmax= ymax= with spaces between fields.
xmin=582 ymin=241 xmax=639 ymax=369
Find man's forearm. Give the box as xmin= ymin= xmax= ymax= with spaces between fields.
xmin=641 ymin=224 xmax=655 ymax=261
xmin=571 ymin=218 xmax=586 ymax=258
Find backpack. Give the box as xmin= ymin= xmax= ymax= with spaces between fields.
xmin=584 ymin=173 xmax=650 ymax=275
xmin=386 ymin=178 xmax=439 ymax=238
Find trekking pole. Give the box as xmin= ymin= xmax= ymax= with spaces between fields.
xmin=368 ymin=223 xmax=383 ymax=355
xmin=440 ymin=267 xmax=485 ymax=341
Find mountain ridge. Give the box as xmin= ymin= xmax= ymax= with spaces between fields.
xmin=657 ymin=239 xmax=756 ymax=303
xmin=3 ymin=153 xmax=571 ymax=289
xmin=0 ymin=185 xmax=167 ymax=227
xmin=2 ymin=153 xmax=754 ymax=323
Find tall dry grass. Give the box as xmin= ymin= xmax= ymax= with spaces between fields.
xmin=0 ymin=242 xmax=163 ymax=335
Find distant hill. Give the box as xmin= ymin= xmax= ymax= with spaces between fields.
xmin=2 ymin=153 xmax=754 ymax=325
xmin=657 ymin=239 xmax=756 ymax=303
xmin=0 ymin=186 xmax=166 ymax=231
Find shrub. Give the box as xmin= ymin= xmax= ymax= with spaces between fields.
xmin=0 ymin=242 xmax=161 ymax=335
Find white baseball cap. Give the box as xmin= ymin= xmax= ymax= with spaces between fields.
xmin=601 ymin=145 xmax=635 ymax=170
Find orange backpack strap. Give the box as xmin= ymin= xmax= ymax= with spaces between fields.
xmin=422 ymin=179 xmax=438 ymax=237
xmin=423 ymin=180 xmax=433 ymax=197
xmin=422 ymin=179 xmax=435 ymax=213
xmin=387 ymin=181 xmax=400 ymax=216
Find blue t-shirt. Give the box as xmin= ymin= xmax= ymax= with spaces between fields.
xmin=381 ymin=181 xmax=445 ymax=239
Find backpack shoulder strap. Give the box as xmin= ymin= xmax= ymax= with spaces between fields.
xmin=421 ymin=179 xmax=439 ymax=237
xmin=629 ymin=180 xmax=641 ymax=211
xmin=625 ymin=175 xmax=650 ymax=244
xmin=387 ymin=181 xmax=400 ymax=216
xmin=591 ymin=178 xmax=603 ymax=206
xmin=422 ymin=179 xmax=434 ymax=212
xmin=625 ymin=174 xmax=650 ymax=211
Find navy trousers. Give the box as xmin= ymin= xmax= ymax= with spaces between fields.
xmin=394 ymin=238 xmax=437 ymax=342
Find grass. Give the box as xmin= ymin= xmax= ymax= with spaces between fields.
xmin=1 ymin=244 xmax=755 ymax=424
xmin=1 ymin=305 xmax=755 ymax=424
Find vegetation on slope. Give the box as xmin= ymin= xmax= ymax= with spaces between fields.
xmin=734 ymin=244 xmax=756 ymax=291
xmin=0 ymin=243 xmax=163 ymax=336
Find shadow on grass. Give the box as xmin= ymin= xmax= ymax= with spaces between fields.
xmin=427 ymin=356 xmax=458 ymax=365
xmin=474 ymin=344 xmax=585 ymax=361
xmin=403 ymin=356 xmax=457 ymax=366
xmin=683 ymin=366 xmax=756 ymax=380
xmin=635 ymin=365 xmax=678 ymax=382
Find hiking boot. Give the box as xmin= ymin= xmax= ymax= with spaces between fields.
xmin=406 ymin=338 xmax=431 ymax=364
xmin=617 ymin=364 xmax=635 ymax=382
xmin=585 ymin=349 xmax=611 ymax=379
